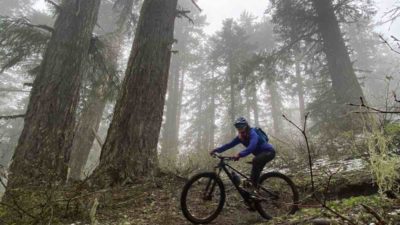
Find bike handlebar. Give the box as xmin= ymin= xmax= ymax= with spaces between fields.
xmin=212 ymin=152 xmax=236 ymax=161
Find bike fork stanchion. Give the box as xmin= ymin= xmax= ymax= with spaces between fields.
xmin=204 ymin=168 xmax=222 ymax=200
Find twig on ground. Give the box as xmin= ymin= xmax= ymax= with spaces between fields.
xmin=361 ymin=204 xmax=386 ymax=225
xmin=319 ymin=200 xmax=358 ymax=225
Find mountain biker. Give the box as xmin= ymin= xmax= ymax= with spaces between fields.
xmin=210 ymin=117 xmax=275 ymax=189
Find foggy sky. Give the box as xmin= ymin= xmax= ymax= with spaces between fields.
xmin=198 ymin=0 xmax=400 ymax=36
xmin=32 ymin=0 xmax=400 ymax=36
xmin=197 ymin=0 xmax=267 ymax=34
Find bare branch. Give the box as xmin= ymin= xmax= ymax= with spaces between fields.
xmin=0 ymin=88 xmax=30 ymax=92
xmin=349 ymin=96 xmax=400 ymax=114
xmin=322 ymin=166 xmax=342 ymax=204
xmin=282 ymin=113 xmax=358 ymax=225
xmin=0 ymin=114 xmax=25 ymax=120
xmin=381 ymin=5 xmax=400 ymax=24
xmin=282 ymin=114 xmax=303 ymax=133
xmin=282 ymin=113 xmax=315 ymax=192
xmin=31 ymin=24 xmax=54 ymax=33
xmin=176 ymin=10 xmax=194 ymax=24
xmin=393 ymin=91 xmax=400 ymax=103
xmin=45 ymin=0 xmax=61 ymax=11
xmin=379 ymin=35 xmax=400 ymax=55
xmin=190 ymin=0 xmax=202 ymax=12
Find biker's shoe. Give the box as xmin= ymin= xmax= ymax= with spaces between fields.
xmin=244 ymin=201 xmax=256 ymax=211
xmin=245 ymin=184 xmax=262 ymax=199
xmin=250 ymin=191 xmax=264 ymax=201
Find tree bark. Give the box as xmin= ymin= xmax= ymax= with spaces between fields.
xmin=92 ymin=0 xmax=178 ymax=186
xmin=295 ymin=51 xmax=305 ymax=123
xmin=228 ymin=66 xmax=236 ymax=136
xmin=312 ymin=0 xmax=364 ymax=105
xmin=68 ymin=30 xmax=126 ymax=181
xmin=266 ymin=78 xmax=283 ymax=136
xmin=68 ymin=72 xmax=108 ymax=181
xmin=208 ymin=70 xmax=216 ymax=150
xmin=7 ymin=0 xmax=101 ymax=188
xmin=196 ymin=78 xmax=205 ymax=151
xmin=251 ymin=84 xmax=260 ymax=126
xmin=244 ymin=86 xmax=252 ymax=121
xmin=176 ymin=70 xmax=185 ymax=131
xmin=160 ymin=57 xmax=181 ymax=166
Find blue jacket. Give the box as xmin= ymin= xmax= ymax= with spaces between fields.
xmin=215 ymin=128 xmax=275 ymax=157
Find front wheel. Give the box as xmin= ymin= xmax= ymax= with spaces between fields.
xmin=255 ymin=172 xmax=299 ymax=219
xmin=180 ymin=172 xmax=226 ymax=224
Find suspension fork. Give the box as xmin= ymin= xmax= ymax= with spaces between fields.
xmin=203 ymin=168 xmax=222 ymax=200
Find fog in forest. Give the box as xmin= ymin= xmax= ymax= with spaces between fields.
xmin=0 ymin=0 xmax=400 ymax=224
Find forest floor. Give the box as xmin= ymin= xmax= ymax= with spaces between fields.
xmin=87 ymin=173 xmax=400 ymax=225
xmin=94 ymin=174 xmax=265 ymax=225
xmin=1 ymin=165 xmax=398 ymax=225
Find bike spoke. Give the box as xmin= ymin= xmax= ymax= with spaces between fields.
xmin=185 ymin=177 xmax=222 ymax=220
xmin=258 ymin=176 xmax=295 ymax=217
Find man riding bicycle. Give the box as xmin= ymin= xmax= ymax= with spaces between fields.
xmin=210 ymin=117 xmax=275 ymax=190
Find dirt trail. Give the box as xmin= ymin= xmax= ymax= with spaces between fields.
xmin=95 ymin=175 xmax=267 ymax=225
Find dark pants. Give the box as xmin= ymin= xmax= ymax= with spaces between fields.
xmin=251 ymin=151 xmax=275 ymax=186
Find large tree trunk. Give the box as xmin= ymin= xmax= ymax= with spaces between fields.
xmin=68 ymin=0 xmax=137 ymax=181
xmin=244 ymin=86 xmax=252 ymax=121
xmin=312 ymin=0 xmax=364 ymax=105
xmin=68 ymin=33 xmax=125 ymax=181
xmin=7 ymin=0 xmax=101 ymax=188
xmin=68 ymin=70 xmax=109 ymax=181
xmin=160 ymin=57 xmax=181 ymax=167
xmin=92 ymin=0 xmax=178 ymax=186
xmin=250 ymin=84 xmax=260 ymax=126
xmin=208 ymin=71 xmax=216 ymax=150
xmin=228 ymin=66 xmax=236 ymax=136
xmin=266 ymin=78 xmax=283 ymax=136
xmin=295 ymin=52 xmax=305 ymax=123
xmin=176 ymin=70 xmax=185 ymax=131
xmin=196 ymin=79 xmax=205 ymax=151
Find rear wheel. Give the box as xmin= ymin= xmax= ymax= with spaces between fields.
xmin=255 ymin=172 xmax=299 ymax=219
xmin=180 ymin=172 xmax=225 ymax=224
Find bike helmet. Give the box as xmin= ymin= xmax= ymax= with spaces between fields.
xmin=234 ymin=117 xmax=248 ymax=129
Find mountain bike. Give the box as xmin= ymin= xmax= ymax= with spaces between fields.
xmin=180 ymin=153 xmax=299 ymax=224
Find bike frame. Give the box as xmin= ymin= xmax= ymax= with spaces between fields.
xmin=213 ymin=155 xmax=277 ymax=203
